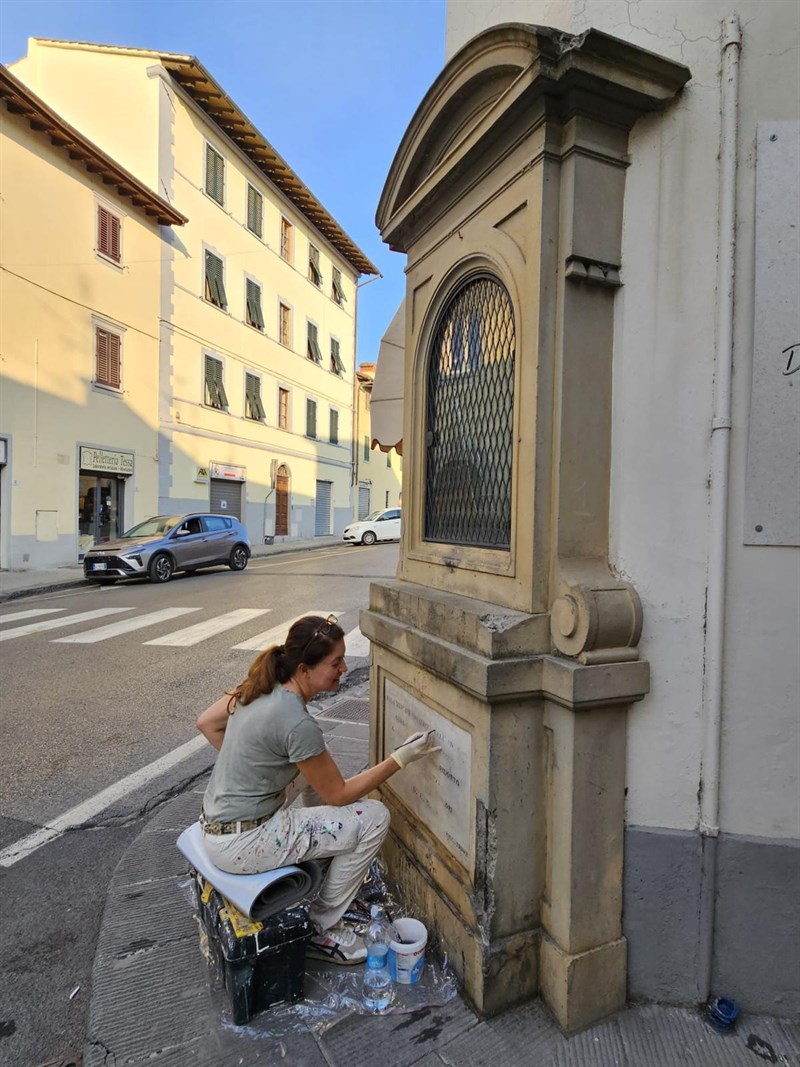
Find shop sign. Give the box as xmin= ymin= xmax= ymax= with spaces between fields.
xmin=195 ymin=466 xmax=210 ymax=484
xmin=80 ymin=446 xmax=134 ymax=476
xmin=210 ymin=462 xmax=246 ymax=482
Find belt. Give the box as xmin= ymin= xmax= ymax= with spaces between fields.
xmin=200 ymin=811 xmax=271 ymax=835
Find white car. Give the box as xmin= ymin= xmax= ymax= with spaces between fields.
xmin=343 ymin=507 xmax=402 ymax=546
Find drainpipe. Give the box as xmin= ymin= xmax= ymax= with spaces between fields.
xmin=698 ymin=13 xmax=741 ymax=1004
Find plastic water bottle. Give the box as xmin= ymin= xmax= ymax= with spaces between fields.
xmin=361 ymin=905 xmax=393 ymax=1012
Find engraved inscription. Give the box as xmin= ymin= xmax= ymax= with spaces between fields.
xmin=384 ymin=680 xmax=472 ymax=863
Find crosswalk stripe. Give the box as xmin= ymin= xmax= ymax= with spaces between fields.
xmin=53 ymin=607 xmax=200 ymax=644
xmin=343 ymin=627 xmax=370 ymax=659
xmin=144 ymin=608 xmax=271 ymax=647
xmin=231 ymin=610 xmax=339 ymax=652
xmin=0 ymin=607 xmax=130 ymax=642
xmin=0 ymin=608 xmax=66 ymax=624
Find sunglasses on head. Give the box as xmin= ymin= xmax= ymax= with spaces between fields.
xmin=301 ymin=614 xmax=339 ymax=657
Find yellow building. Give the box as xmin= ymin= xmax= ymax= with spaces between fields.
xmin=353 ymin=363 xmax=402 ymax=519
xmin=0 ymin=65 xmax=186 ymax=569
xmin=7 ymin=38 xmax=377 ymax=558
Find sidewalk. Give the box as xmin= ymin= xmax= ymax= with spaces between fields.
xmin=0 ymin=536 xmax=345 ymax=603
xmin=82 ymin=677 xmax=800 ymax=1067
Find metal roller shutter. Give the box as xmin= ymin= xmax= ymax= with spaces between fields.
xmin=358 ymin=484 xmax=370 ymax=520
xmin=210 ymin=478 xmax=243 ymax=520
xmin=314 ymin=480 xmax=332 ymax=536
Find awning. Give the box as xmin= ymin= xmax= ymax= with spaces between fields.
xmin=370 ymin=299 xmax=405 ymax=455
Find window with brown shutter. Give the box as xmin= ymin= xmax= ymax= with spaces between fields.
xmin=95 ymin=326 xmax=121 ymax=389
xmin=278 ymin=387 xmax=290 ymax=429
xmin=279 ymin=303 xmax=292 ymax=347
xmin=280 ymin=218 xmax=293 ymax=262
xmin=97 ymin=206 xmax=121 ymax=263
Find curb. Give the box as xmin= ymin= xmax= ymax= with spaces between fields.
xmin=0 ymin=539 xmax=350 ymax=604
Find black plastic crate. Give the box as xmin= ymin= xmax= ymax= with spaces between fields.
xmin=192 ymin=872 xmax=312 ymax=1025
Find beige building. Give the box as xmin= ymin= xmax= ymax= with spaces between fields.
xmin=4 ymin=39 xmax=376 ymax=564
xmin=0 ymin=65 xmax=186 ymax=569
xmin=353 ymin=362 xmax=402 ymax=520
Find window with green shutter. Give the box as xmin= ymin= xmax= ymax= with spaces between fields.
xmin=387 ymin=451 xmax=392 ymax=468
xmin=306 ymin=398 xmax=317 ymax=438
xmin=330 ymin=337 xmax=345 ymax=376
xmin=307 ymin=322 xmax=322 ymax=364
xmin=308 ymin=244 xmax=322 ymax=287
xmin=246 ymin=184 xmax=263 ymax=237
xmin=246 ymin=279 xmax=265 ymax=330
xmin=205 ymin=144 xmax=225 ymax=205
xmin=245 ymin=372 xmax=266 ymax=420
xmin=363 ymin=435 xmax=370 ymax=461
xmin=205 ymin=251 xmax=227 ymax=309
xmin=332 ymin=266 xmax=346 ymax=305
xmin=204 ymin=353 xmax=228 ymax=410
xmin=330 ymin=408 xmax=339 ymax=444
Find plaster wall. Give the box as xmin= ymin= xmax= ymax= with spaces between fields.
xmin=353 ymin=370 xmax=403 ymax=519
xmin=0 ymin=109 xmax=163 ymax=568
xmin=445 ymin=0 xmax=800 ymax=842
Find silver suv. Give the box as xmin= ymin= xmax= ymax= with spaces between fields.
xmin=83 ymin=513 xmax=251 ymax=584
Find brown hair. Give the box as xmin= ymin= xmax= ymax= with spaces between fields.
xmin=227 ymin=614 xmax=345 ymax=711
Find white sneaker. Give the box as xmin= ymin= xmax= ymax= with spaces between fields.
xmin=307 ymin=920 xmax=367 ymax=965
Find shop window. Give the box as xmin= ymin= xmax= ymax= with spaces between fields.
xmin=425 ymin=273 xmax=515 ymax=548
xmin=97 ymin=206 xmax=121 ymax=263
xmin=279 ymin=302 xmax=292 ymax=346
xmin=246 ymin=278 xmax=265 ymax=330
xmin=329 ymin=408 xmax=339 ymax=444
xmin=204 ymin=353 xmax=229 ymax=410
xmin=330 ymin=337 xmax=345 ymax=376
xmin=205 ymin=251 xmax=227 ymax=309
xmin=205 ymin=144 xmax=225 ymax=205
xmin=245 ymin=372 xmax=266 ymax=421
xmin=308 ymin=243 xmax=322 ymax=287
xmin=307 ymin=321 xmax=322 ymax=364
xmin=280 ymin=217 xmax=293 ymax=262
xmin=332 ymin=266 xmax=346 ymax=305
xmin=306 ymin=398 xmax=317 ymax=438
xmin=246 ymin=184 xmax=263 ymax=237
xmin=278 ymin=387 xmax=290 ymax=429
xmin=95 ymin=326 xmax=121 ymax=389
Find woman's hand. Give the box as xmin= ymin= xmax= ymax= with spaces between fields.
xmin=196 ymin=695 xmax=233 ymax=751
xmin=390 ymin=730 xmax=440 ymax=769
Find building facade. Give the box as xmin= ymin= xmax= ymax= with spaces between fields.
xmin=368 ymin=0 xmax=798 ymax=1022
xmin=4 ymin=39 xmax=376 ymax=566
xmin=353 ymin=363 xmax=402 ymax=520
xmin=0 ymin=66 xmax=186 ymax=569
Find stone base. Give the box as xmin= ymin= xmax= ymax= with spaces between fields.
xmin=383 ymin=829 xmax=539 ymax=1017
xmin=539 ymin=933 xmax=627 ymax=1032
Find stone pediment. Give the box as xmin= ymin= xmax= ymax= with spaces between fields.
xmin=376 ymin=23 xmax=689 ymax=252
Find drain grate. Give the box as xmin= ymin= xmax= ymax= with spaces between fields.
xmin=317 ymin=698 xmax=370 ymax=723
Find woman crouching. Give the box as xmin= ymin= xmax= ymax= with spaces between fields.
xmin=196 ymin=614 xmax=438 ymax=965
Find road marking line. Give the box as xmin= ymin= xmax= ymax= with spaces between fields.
xmin=0 ymin=735 xmax=208 ymax=868
xmin=232 ymin=610 xmax=340 ymax=651
xmin=343 ymin=626 xmax=371 ymax=659
xmin=0 ymin=607 xmax=66 ymax=624
xmin=248 ymin=548 xmax=363 ymax=570
xmin=52 ymin=607 xmax=200 ymax=644
xmin=0 ymin=607 xmax=130 ymax=642
xmin=144 ymin=608 xmax=270 ymax=647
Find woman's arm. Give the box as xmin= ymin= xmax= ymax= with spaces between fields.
xmin=297 ymin=750 xmax=402 ymax=807
xmin=196 ymin=695 xmax=232 ymax=751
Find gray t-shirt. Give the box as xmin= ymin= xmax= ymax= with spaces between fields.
xmin=202 ymin=686 xmax=325 ymax=823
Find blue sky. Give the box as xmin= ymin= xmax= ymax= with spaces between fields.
xmin=0 ymin=0 xmax=446 ymax=364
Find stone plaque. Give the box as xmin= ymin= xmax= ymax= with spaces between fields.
xmin=384 ymin=679 xmax=472 ymax=864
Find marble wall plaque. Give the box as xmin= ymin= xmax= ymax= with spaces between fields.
xmin=384 ymin=679 xmax=472 ymax=863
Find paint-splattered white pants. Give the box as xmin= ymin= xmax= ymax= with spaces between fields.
xmin=203 ymin=799 xmax=390 ymax=932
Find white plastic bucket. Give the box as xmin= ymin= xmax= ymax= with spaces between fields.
xmin=388 ymin=918 xmax=427 ymax=984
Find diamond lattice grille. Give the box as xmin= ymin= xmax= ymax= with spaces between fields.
xmin=424 ymin=274 xmax=515 ymax=548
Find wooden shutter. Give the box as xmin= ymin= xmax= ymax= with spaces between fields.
xmin=331 ymin=338 xmax=344 ymax=375
xmin=246 ymin=279 xmax=264 ymax=330
xmin=205 ymin=354 xmax=227 ymax=409
xmin=306 ymin=398 xmax=317 ymax=438
xmin=246 ymin=372 xmax=265 ymax=420
xmin=309 ymin=244 xmax=322 ymax=285
xmin=98 ymin=207 xmax=121 ymax=262
xmin=307 ymin=322 xmax=322 ymax=363
xmin=206 ymin=145 xmax=224 ymax=204
xmin=332 ymin=267 xmax=346 ymax=304
xmin=247 ymin=185 xmax=263 ymax=236
xmin=96 ymin=327 xmax=121 ymax=388
xmin=205 ymin=252 xmax=227 ymax=308
xmin=279 ymin=387 xmax=289 ymax=428
xmin=330 ymin=409 xmax=339 ymax=444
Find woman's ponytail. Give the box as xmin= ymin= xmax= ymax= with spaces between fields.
xmin=228 ymin=643 xmax=287 ymax=709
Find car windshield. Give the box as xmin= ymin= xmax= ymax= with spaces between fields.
xmin=364 ymin=511 xmax=383 ymax=521
xmin=121 ymin=516 xmax=182 ymax=538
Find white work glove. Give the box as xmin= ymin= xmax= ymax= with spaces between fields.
xmin=390 ymin=730 xmax=441 ymax=769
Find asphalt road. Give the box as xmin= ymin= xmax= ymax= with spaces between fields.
xmin=0 ymin=541 xmax=397 ymax=1067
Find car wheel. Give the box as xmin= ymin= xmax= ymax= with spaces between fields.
xmin=362 ymin=530 xmax=377 ymax=546
xmin=229 ymin=544 xmax=249 ymax=571
xmin=148 ymin=553 xmax=174 ymax=583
